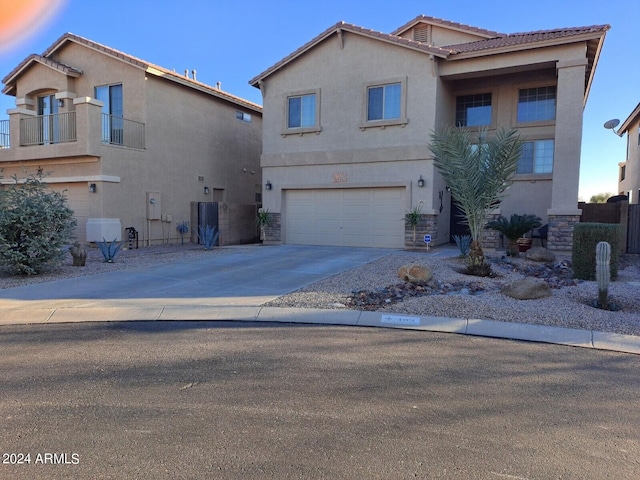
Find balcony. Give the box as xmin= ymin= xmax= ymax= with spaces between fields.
xmin=101 ymin=114 xmax=145 ymax=150
xmin=20 ymin=112 xmax=77 ymax=146
xmin=0 ymin=103 xmax=145 ymax=162
xmin=0 ymin=119 xmax=8 ymax=149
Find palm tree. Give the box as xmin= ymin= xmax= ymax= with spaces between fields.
xmin=428 ymin=127 xmax=523 ymax=275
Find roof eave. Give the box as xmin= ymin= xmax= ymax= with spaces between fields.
xmin=250 ymin=23 xmax=449 ymax=87
xmin=618 ymin=102 xmax=640 ymax=135
xmin=583 ymin=31 xmax=608 ymax=108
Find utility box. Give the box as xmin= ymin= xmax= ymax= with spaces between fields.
xmin=146 ymin=192 xmax=161 ymax=220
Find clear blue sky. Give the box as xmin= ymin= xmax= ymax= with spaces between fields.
xmin=1 ymin=0 xmax=637 ymax=201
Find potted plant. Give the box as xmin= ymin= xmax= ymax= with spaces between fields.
xmin=486 ymin=213 xmax=541 ymax=256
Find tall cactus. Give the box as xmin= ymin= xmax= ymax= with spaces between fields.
xmin=595 ymin=241 xmax=611 ymax=310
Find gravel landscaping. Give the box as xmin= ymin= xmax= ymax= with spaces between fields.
xmin=0 ymin=243 xmax=638 ymax=337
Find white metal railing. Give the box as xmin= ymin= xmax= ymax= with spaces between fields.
xmin=20 ymin=112 xmax=77 ymax=146
xmin=0 ymin=119 xmax=8 ymax=148
xmin=102 ymin=114 xmax=145 ymax=149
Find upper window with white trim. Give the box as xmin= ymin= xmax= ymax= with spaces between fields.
xmin=361 ymin=78 xmax=408 ymax=129
xmin=517 ymin=86 xmax=556 ymax=123
xmin=287 ymin=93 xmax=316 ymax=128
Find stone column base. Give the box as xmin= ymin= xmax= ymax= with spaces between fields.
xmin=264 ymin=212 xmax=282 ymax=244
xmin=548 ymin=214 xmax=581 ymax=251
xmin=405 ymin=214 xmax=438 ymax=248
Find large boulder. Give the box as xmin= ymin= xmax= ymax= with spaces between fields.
xmin=398 ymin=264 xmax=432 ymax=284
xmin=525 ymin=247 xmax=556 ymax=263
xmin=501 ymin=277 xmax=551 ymax=300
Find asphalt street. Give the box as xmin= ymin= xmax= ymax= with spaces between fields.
xmin=1 ymin=321 xmax=638 ymax=480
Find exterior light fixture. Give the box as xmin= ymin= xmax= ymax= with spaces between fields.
xmin=204 ymin=186 xmax=210 ymax=195
xmin=88 ymin=183 xmax=97 ymax=193
xmin=57 ymin=99 xmax=64 ymax=107
xmin=265 ymin=181 xmax=272 ymax=190
xmin=417 ymin=175 xmax=425 ymax=188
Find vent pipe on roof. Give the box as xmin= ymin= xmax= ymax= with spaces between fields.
xmin=192 ymin=70 xmax=197 ymax=81
xmin=184 ymin=69 xmax=189 ymax=78
xmin=216 ymin=81 xmax=221 ymax=90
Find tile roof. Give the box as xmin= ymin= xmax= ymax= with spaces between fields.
xmin=3 ymin=32 xmax=262 ymax=112
xmin=2 ymin=54 xmax=82 ymax=94
xmin=250 ymin=17 xmax=609 ymax=88
xmin=443 ymin=25 xmax=610 ymax=55
xmin=250 ymin=21 xmax=453 ymax=86
xmin=391 ymin=14 xmax=505 ymax=38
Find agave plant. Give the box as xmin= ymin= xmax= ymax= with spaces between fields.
xmin=486 ymin=214 xmax=541 ymax=256
xmin=96 ymin=238 xmax=125 ymax=263
xmin=198 ymin=225 xmax=219 ymax=250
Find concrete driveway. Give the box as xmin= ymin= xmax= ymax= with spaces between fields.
xmin=0 ymin=244 xmax=391 ymax=310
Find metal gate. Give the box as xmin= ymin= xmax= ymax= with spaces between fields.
xmin=628 ymin=204 xmax=640 ymax=254
xmin=190 ymin=202 xmax=219 ymax=245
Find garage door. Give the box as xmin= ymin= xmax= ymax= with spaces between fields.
xmin=55 ymin=183 xmax=90 ymax=242
xmin=284 ymin=188 xmax=405 ymax=248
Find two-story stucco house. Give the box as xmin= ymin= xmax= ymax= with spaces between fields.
xmin=250 ymin=15 xmax=608 ymax=251
xmin=0 ymin=33 xmax=262 ymax=246
xmin=617 ymin=103 xmax=640 ymax=204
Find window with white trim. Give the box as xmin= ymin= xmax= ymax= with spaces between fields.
xmin=517 ymin=86 xmax=556 ymax=123
xmin=517 ymin=140 xmax=554 ymax=174
xmin=287 ymin=93 xmax=316 ymax=128
xmin=367 ymin=83 xmax=401 ymax=121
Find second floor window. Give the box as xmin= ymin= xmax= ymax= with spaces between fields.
xmin=517 ymin=139 xmax=554 ymax=174
xmin=367 ymin=83 xmax=401 ymax=121
xmin=288 ymin=93 xmax=316 ymax=128
xmin=455 ymin=93 xmax=492 ymax=127
xmin=517 ymin=86 xmax=556 ymax=123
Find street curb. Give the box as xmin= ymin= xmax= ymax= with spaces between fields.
xmin=0 ymin=305 xmax=639 ymax=356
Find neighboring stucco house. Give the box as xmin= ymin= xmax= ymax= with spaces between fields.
xmin=250 ymin=15 xmax=608 ymax=251
xmin=617 ymin=103 xmax=640 ymax=204
xmin=0 ymin=33 xmax=262 ymax=246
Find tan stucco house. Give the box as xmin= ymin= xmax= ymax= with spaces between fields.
xmin=617 ymin=103 xmax=640 ymax=204
xmin=250 ymin=15 xmax=608 ymax=251
xmin=0 ymin=33 xmax=262 ymax=246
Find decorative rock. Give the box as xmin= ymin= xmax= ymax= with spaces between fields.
xmin=397 ymin=264 xmax=433 ymax=284
xmin=525 ymin=247 xmax=556 ymax=263
xmin=501 ymin=278 xmax=552 ymax=300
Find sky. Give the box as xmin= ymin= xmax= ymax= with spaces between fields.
xmin=0 ymin=0 xmax=637 ymax=202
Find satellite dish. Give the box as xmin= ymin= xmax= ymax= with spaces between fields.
xmin=603 ymin=118 xmax=620 ymax=130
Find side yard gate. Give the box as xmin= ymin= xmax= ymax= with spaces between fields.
xmin=628 ymin=204 xmax=640 ymax=254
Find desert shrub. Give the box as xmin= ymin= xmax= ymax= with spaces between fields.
xmin=0 ymin=172 xmax=76 ymax=275
xmin=572 ymin=223 xmax=622 ymax=280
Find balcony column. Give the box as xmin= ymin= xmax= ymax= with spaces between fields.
xmin=7 ymin=107 xmax=35 ymax=147
xmin=73 ymin=97 xmax=103 ymax=156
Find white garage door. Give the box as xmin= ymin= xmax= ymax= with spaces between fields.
xmin=55 ymin=183 xmax=89 ymax=242
xmin=284 ymin=188 xmax=405 ymax=248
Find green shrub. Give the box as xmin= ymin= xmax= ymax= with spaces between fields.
xmin=0 ymin=172 xmax=76 ymax=275
xmin=572 ymin=223 xmax=622 ymax=280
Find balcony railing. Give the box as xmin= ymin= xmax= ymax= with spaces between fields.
xmin=102 ymin=114 xmax=145 ymax=149
xmin=20 ymin=112 xmax=77 ymax=146
xmin=0 ymin=119 xmax=8 ymax=148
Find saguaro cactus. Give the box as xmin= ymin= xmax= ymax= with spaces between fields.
xmin=595 ymin=241 xmax=611 ymax=310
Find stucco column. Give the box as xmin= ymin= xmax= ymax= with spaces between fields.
xmin=547 ymin=59 xmax=586 ymax=251
xmin=550 ymin=59 xmax=586 ymax=213
xmin=73 ymin=97 xmax=103 ymax=156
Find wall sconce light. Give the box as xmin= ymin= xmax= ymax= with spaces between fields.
xmin=88 ymin=183 xmax=97 ymax=193
xmin=265 ymin=181 xmax=272 ymax=191
xmin=445 ymin=186 xmax=451 ymax=192
xmin=204 ymin=186 xmax=210 ymax=195
xmin=57 ymin=98 xmax=64 ymax=107
xmin=417 ymin=175 xmax=425 ymax=188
